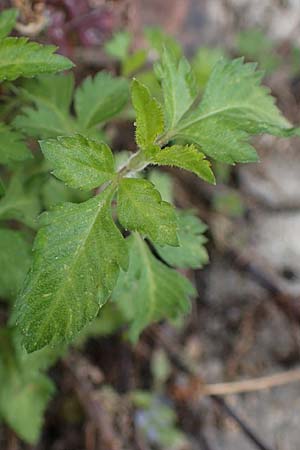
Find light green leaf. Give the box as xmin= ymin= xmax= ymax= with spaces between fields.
xmin=0 ymin=328 xmax=55 ymax=443
xmin=0 ymin=37 xmax=73 ymax=81
xmin=40 ymin=134 xmax=115 ymax=190
xmin=14 ymin=74 xmax=76 ymax=138
xmin=123 ymin=49 xmax=147 ymax=76
xmin=118 ymin=178 xmax=178 ymax=246
xmin=112 ymin=234 xmax=194 ymax=341
xmin=0 ymin=228 xmax=32 ymax=301
xmin=154 ymin=211 xmax=209 ymax=269
xmin=192 ymin=47 xmax=227 ymax=90
xmin=15 ymin=185 xmax=128 ymax=352
xmin=0 ymin=8 xmax=18 ymax=39
xmin=0 ymin=172 xmax=41 ymax=228
xmin=155 ymin=47 xmax=196 ymax=131
xmin=104 ymin=31 xmax=131 ymax=61
xmin=13 ymin=104 xmax=77 ymax=138
xmin=0 ymin=123 xmax=31 ymax=165
xmin=145 ymin=27 xmax=181 ymax=58
xmin=148 ymin=170 xmax=174 ymax=203
xmin=75 ymin=72 xmax=129 ymax=129
xmin=21 ymin=73 xmax=74 ymax=113
xmin=149 ymin=144 xmax=215 ymax=183
xmin=131 ymin=79 xmax=164 ymax=149
xmin=174 ymin=58 xmax=296 ymax=163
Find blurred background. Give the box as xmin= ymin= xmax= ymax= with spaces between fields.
xmin=2 ymin=1 xmax=300 ymax=449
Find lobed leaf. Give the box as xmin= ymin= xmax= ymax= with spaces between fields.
xmin=149 ymin=144 xmax=215 ymax=183
xmin=174 ymin=58 xmax=296 ymax=163
xmin=118 ymin=178 xmax=178 ymax=246
xmin=40 ymin=134 xmax=115 ymax=191
xmin=75 ymin=71 xmax=129 ymax=129
xmin=112 ymin=234 xmax=194 ymax=341
xmin=15 ymin=185 xmax=128 ymax=352
xmin=0 ymin=123 xmax=31 ymax=165
xmin=154 ymin=211 xmax=209 ymax=269
xmin=0 ymin=37 xmax=73 ymax=81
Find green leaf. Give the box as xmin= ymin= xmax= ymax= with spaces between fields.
xmin=14 ymin=104 xmax=77 ymax=138
xmin=0 ymin=37 xmax=73 ymax=81
xmin=118 ymin=178 xmax=178 ymax=246
xmin=0 ymin=123 xmax=31 ymax=165
xmin=145 ymin=27 xmax=181 ymax=58
xmin=40 ymin=134 xmax=115 ymax=191
xmin=104 ymin=31 xmax=131 ymax=61
xmin=0 ymin=328 xmax=55 ymax=443
xmin=174 ymin=58 xmax=296 ymax=163
xmin=149 ymin=144 xmax=215 ymax=184
xmin=0 ymin=172 xmax=41 ymax=228
xmin=15 ymin=185 xmax=128 ymax=352
xmin=154 ymin=211 xmax=209 ymax=269
xmin=131 ymin=79 xmax=164 ymax=149
xmin=0 ymin=228 xmax=32 ymax=301
xmin=148 ymin=170 xmax=174 ymax=203
xmin=112 ymin=234 xmax=194 ymax=341
xmin=192 ymin=47 xmax=227 ymax=91
xmin=0 ymin=8 xmax=18 ymax=39
xmin=123 ymin=49 xmax=147 ymax=77
xmin=155 ymin=47 xmax=196 ymax=131
xmin=42 ymin=176 xmax=91 ymax=210
xmin=21 ymin=73 xmax=74 ymax=113
xmin=14 ymin=74 xmax=76 ymax=138
xmin=0 ymin=177 xmax=4 ymax=197
xmin=75 ymin=72 xmax=129 ymax=129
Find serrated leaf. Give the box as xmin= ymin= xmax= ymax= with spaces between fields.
xmin=40 ymin=134 xmax=115 ymax=191
xmin=0 ymin=172 xmax=41 ymax=228
xmin=42 ymin=176 xmax=91 ymax=210
xmin=0 ymin=228 xmax=32 ymax=301
xmin=149 ymin=144 xmax=215 ymax=183
xmin=131 ymin=79 xmax=164 ymax=149
xmin=75 ymin=72 xmax=129 ymax=129
xmin=155 ymin=47 xmax=197 ymax=131
xmin=21 ymin=73 xmax=74 ymax=112
xmin=118 ymin=178 xmax=178 ymax=246
xmin=174 ymin=58 xmax=296 ymax=163
xmin=0 ymin=37 xmax=73 ymax=81
xmin=0 ymin=328 xmax=55 ymax=443
xmin=154 ymin=211 xmax=209 ymax=269
xmin=112 ymin=234 xmax=194 ymax=341
xmin=15 ymin=185 xmax=128 ymax=352
xmin=14 ymin=74 xmax=76 ymax=138
xmin=0 ymin=8 xmax=18 ymax=39
xmin=14 ymin=104 xmax=77 ymax=138
xmin=0 ymin=123 xmax=31 ymax=165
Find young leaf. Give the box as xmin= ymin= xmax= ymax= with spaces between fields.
xmin=15 ymin=185 xmax=128 ymax=352
xmin=118 ymin=178 xmax=178 ymax=246
xmin=0 ymin=37 xmax=73 ymax=81
xmin=0 ymin=228 xmax=32 ymax=301
xmin=0 ymin=172 xmax=41 ymax=228
xmin=0 ymin=8 xmax=18 ymax=39
xmin=40 ymin=134 xmax=115 ymax=191
xmin=112 ymin=234 xmax=194 ymax=341
xmin=0 ymin=328 xmax=55 ymax=443
xmin=154 ymin=211 xmax=209 ymax=269
xmin=131 ymin=79 xmax=164 ymax=149
xmin=149 ymin=144 xmax=215 ymax=184
xmin=155 ymin=47 xmax=196 ymax=131
xmin=0 ymin=123 xmax=31 ymax=165
xmin=75 ymin=72 xmax=129 ymax=129
xmin=174 ymin=58 xmax=296 ymax=163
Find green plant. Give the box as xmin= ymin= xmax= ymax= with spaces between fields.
xmin=0 ymin=8 xmax=299 ymax=444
